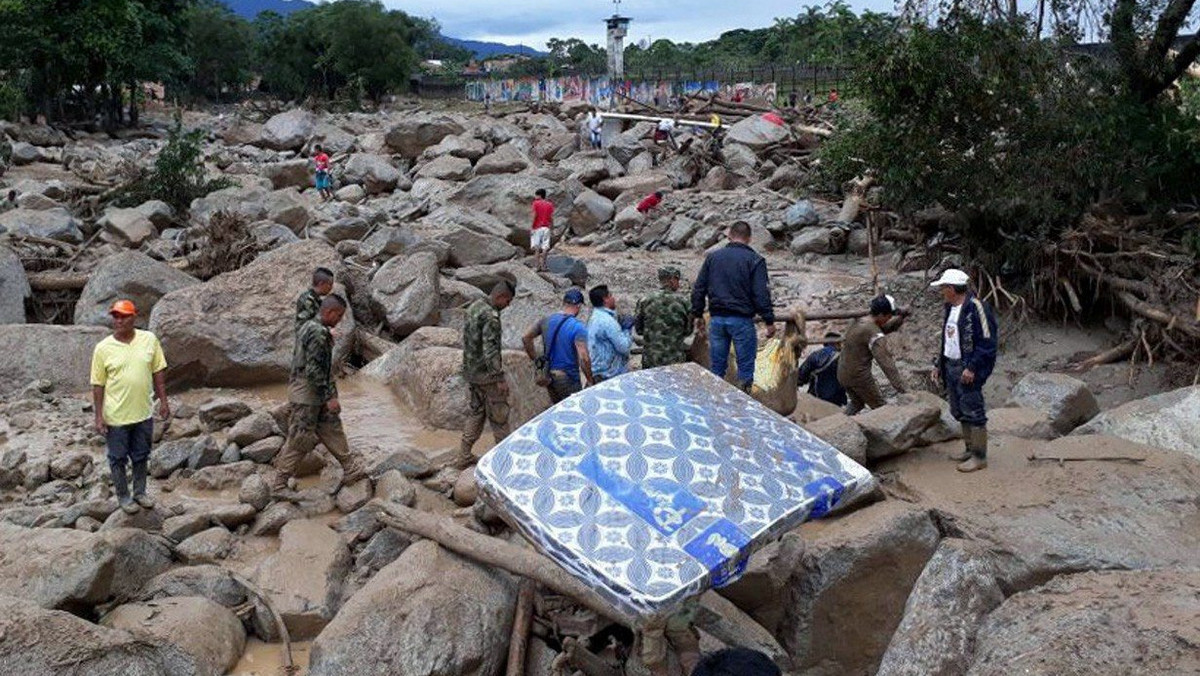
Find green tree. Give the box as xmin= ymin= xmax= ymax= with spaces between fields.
xmin=179 ymin=1 xmax=256 ymax=102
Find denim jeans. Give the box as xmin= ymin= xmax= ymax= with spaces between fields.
xmin=708 ymin=315 xmax=758 ymax=388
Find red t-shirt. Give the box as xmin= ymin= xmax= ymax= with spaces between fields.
xmin=314 ymin=153 xmax=330 ymax=172
xmin=637 ymin=193 xmax=662 ymax=213
xmin=532 ymin=198 xmax=554 ymax=229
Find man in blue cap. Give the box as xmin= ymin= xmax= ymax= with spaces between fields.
xmin=523 ymin=288 xmax=594 ymax=402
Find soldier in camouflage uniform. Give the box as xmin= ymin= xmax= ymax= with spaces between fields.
xmin=458 ymin=281 xmax=515 ymax=468
xmin=636 ymin=266 xmax=694 ymax=369
xmin=295 ymin=267 xmax=335 ymax=331
xmin=273 ymin=294 xmax=368 ymax=495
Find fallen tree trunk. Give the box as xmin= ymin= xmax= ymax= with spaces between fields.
xmin=375 ymin=501 xmax=791 ymax=669
xmin=837 ymin=176 xmax=875 ymax=225
xmin=27 ymin=270 xmax=89 ymax=291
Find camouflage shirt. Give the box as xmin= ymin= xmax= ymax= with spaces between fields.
xmin=295 ymin=289 xmax=322 ymax=332
xmin=290 ymin=319 xmax=337 ymax=404
xmin=462 ymin=298 xmax=504 ymax=384
xmin=636 ymin=289 xmax=693 ymax=369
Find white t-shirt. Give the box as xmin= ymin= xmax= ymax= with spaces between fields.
xmin=944 ymin=304 xmax=963 ymax=360
xmin=587 ymin=114 xmax=602 ymax=132
xmin=657 ymin=119 xmax=675 ymax=132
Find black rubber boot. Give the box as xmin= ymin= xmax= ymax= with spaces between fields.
xmin=110 ymin=460 xmax=139 ymax=514
xmin=950 ymin=424 xmax=974 ymax=462
xmin=132 ymin=460 xmax=154 ymax=509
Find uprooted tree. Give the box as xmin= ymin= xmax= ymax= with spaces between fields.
xmin=817 ymin=5 xmax=1200 ymax=367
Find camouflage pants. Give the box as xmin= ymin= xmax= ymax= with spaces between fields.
xmin=641 ymin=602 xmax=701 ymax=675
xmin=460 ymin=382 xmax=511 ymax=463
xmin=274 ymin=403 xmax=364 ymax=487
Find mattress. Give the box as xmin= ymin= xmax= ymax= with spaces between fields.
xmin=475 ymin=363 xmax=877 ymax=624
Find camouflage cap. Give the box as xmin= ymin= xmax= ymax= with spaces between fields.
xmin=657 ymin=266 xmax=682 ymax=280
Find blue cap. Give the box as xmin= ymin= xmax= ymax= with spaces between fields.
xmin=563 ymin=288 xmax=585 ymax=305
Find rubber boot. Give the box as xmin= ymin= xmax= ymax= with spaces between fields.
xmin=110 ymin=460 xmax=139 ymax=514
xmin=957 ymin=427 xmax=988 ymax=472
xmin=132 ymin=460 xmax=155 ymax=509
xmin=950 ymin=424 xmax=974 ymax=462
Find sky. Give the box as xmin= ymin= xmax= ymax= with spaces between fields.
xmin=386 ymin=0 xmax=898 ymax=50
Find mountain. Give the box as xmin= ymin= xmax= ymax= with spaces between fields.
xmin=442 ymin=36 xmax=547 ymax=59
xmin=221 ymin=0 xmax=314 ymax=19
xmin=217 ymin=0 xmax=546 ymax=59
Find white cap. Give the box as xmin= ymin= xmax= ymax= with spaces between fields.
xmin=930 ymin=269 xmax=971 ymax=288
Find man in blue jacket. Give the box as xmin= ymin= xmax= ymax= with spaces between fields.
xmin=797 ymin=332 xmax=847 ymax=407
xmin=691 ymin=221 xmax=776 ymax=391
xmin=931 ymin=269 xmax=999 ymax=473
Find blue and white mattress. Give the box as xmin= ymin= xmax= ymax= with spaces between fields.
xmin=475 ymin=363 xmax=877 ymax=624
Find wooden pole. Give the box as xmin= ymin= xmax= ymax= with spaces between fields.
xmin=374 ymin=502 xmax=791 ymax=668
xmin=506 ymin=580 xmax=536 ymax=676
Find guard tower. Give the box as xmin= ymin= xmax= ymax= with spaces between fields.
xmin=602 ymin=2 xmax=631 ymax=142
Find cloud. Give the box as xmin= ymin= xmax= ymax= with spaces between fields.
xmin=385 ymin=0 xmax=897 ymax=50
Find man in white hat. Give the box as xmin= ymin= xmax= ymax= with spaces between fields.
xmin=930 ymin=269 xmax=998 ymax=472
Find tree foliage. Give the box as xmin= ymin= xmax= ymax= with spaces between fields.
xmin=114 ymin=116 xmax=232 ymax=212
xmin=817 ymin=14 xmax=1200 ymax=271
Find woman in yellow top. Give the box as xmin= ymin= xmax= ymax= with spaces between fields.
xmin=90 ymin=299 xmax=169 ymax=514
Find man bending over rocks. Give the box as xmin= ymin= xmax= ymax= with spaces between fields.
xmin=273 ymin=294 xmax=368 ymax=497
xmin=91 ymin=300 xmax=169 ymax=515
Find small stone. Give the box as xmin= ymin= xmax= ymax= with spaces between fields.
xmin=242 ymin=436 xmax=284 ymax=464
xmin=176 ymin=526 xmax=234 ymax=564
xmin=197 ymin=398 xmax=252 ymax=431
xmin=335 ymin=479 xmax=373 ymax=513
xmin=374 ymin=470 xmax=416 ymax=507
xmin=239 ymin=474 xmax=271 ymax=512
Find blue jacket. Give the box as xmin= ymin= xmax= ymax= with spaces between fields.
xmin=691 ymin=243 xmax=774 ymax=324
xmin=587 ymin=308 xmax=632 ymax=380
xmin=798 ymin=345 xmax=848 ymax=407
xmin=938 ymin=293 xmax=998 ymax=382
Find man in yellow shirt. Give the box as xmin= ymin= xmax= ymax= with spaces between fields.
xmin=90 ymin=300 xmax=169 ymax=514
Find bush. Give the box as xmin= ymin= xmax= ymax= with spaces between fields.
xmin=115 ymin=117 xmax=232 ymax=213
xmin=816 ymin=17 xmax=1200 ymax=272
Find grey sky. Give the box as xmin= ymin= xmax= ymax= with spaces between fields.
xmin=386 ymin=0 xmax=898 ymax=50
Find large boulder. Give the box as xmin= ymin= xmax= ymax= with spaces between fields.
xmin=416 ymin=154 xmax=473 ymax=181
xmin=342 ymin=154 xmax=402 ymax=194
xmin=0 ymin=207 xmax=83 ymax=243
xmin=725 ymin=114 xmax=790 ymax=149
xmin=0 ymin=324 xmax=108 ymax=394
xmin=0 ymin=595 xmax=199 ymax=675
xmin=1006 ymin=373 xmax=1100 ymax=434
xmin=854 ymin=402 xmax=942 ymax=460
xmin=361 ymin=326 xmax=550 ymax=432
xmin=262 ymin=158 xmax=311 ymax=190
xmin=422 ymin=133 xmax=487 ymax=161
xmin=188 ymin=184 xmax=272 ymax=227
xmin=1072 ymin=385 xmax=1200 ymax=461
xmin=594 ymin=173 xmax=672 ymax=200
xmin=882 ymin=435 xmax=1200 ymax=592
xmin=98 ymin=201 xmax=170 ymax=247
xmin=807 ymin=413 xmax=869 ymax=466
xmin=967 ymin=570 xmax=1200 ymax=675
xmin=566 ymin=189 xmax=614 ymax=235
xmin=475 ymin=144 xmax=531 ymax=175
xmin=438 ymin=228 xmax=521 ymax=267
xmin=308 ymin=540 xmax=516 ymax=676
xmin=74 ymin=252 xmax=198 ymax=328
xmin=449 ymin=175 xmax=575 ymax=242
xmin=150 ymin=240 xmax=354 ymax=386
xmin=101 ymin=596 xmax=246 ymax=676
xmin=385 ymin=115 xmax=466 ymax=158
xmin=0 ymin=524 xmax=171 ymax=611
xmin=368 ymin=252 xmax=440 ymax=338
xmin=790 ymin=227 xmax=847 ymax=255
xmin=778 ymin=501 xmax=940 ymax=675
xmin=137 ymin=565 xmax=247 ymax=608
xmin=259 ymin=108 xmax=316 ymax=151
xmin=252 ymin=520 xmax=351 ymax=640
xmin=988 ymin=407 xmax=1058 ymax=440
xmin=0 ymin=245 xmax=30 ymax=323
xmin=876 ymin=539 xmax=1004 ymax=676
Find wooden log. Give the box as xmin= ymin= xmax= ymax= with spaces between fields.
xmin=559 ymin=638 xmax=619 ymax=676
xmin=27 ymin=270 xmax=89 ymax=291
xmin=374 ymin=502 xmax=791 ymax=668
xmin=506 ymin=580 xmax=537 ymax=676
xmin=837 ymin=176 xmax=875 ymax=225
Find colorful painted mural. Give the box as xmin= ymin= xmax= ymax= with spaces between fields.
xmin=466 ymin=76 xmax=777 ymax=106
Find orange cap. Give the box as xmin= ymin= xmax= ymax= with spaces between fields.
xmin=109 ymin=300 xmax=138 ymax=316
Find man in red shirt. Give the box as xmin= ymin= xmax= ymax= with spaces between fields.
xmin=313 ymin=144 xmax=333 ymax=202
xmin=637 ymin=190 xmax=664 ymax=220
xmin=531 ymin=188 xmax=555 ymax=271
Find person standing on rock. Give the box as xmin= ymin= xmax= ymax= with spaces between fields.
xmin=691 ymin=221 xmax=776 ymax=391
xmin=837 ymin=295 xmax=909 ymax=415
xmin=313 ymin=144 xmax=333 ymax=202
xmin=295 ymin=267 xmax=335 ymax=330
xmin=273 ymin=294 xmax=368 ymax=497
xmin=531 ymin=189 xmax=555 ymax=272
xmin=90 ymin=300 xmax=169 ymax=515
xmin=636 ymin=266 xmax=693 ymax=369
xmin=459 ymin=282 xmax=516 ymax=467
xmin=587 ymin=284 xmax=634 ymax=383
xmin=931 ymin=269 xmax=998 ymax=473
xmin=585 ymin=108 xmax=603 ymax=149
xmin=523 ymin=288 xmax=594 ymax=403
xmin=797 ymin=331 xmax=848 ymax=407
